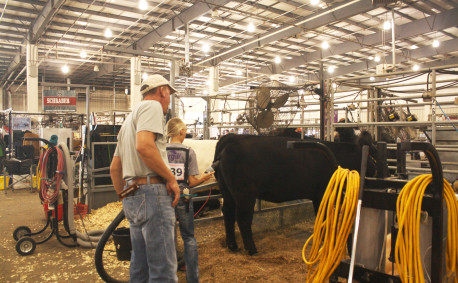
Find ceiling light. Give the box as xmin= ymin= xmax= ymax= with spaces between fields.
xmin=410 ymin=45 xmax=418 ymax=50
xmin=139 ymin=0 xmax=147 ymax=10
xmin=332 ymin=83 xmax=337 ymax=89
xmin=142 ymin=73 xmax=148 ymax=80
xmin=310 ymin=0 xmax=319 ymax=5
xmin=247 ymin=23 xmax=255 ymax=33
xmin=374 ymin=55 xmax=381 ymax=62
xmin=211 ymin=9 xmax=219 ymax=19
xmin=202 ymin=43 xmax=210 ymax=53
xmin=383 ymin=21 xmax=391 ymax=30
xmin=199 ymin=16 xmax=211 ymax=22
xmin=328 ymin=66 xmax=335 ymax=73
xmin=321 ymin=41 xmax=329 ymax=49
xmin=368 ymin=56 xmax=374 ymax=60
xmin=125 ymin=88 xmax=129 ymax=95
xmin=289 ymin=76 xmax=296 ymax=83
xmin=62 ymin=65 xmax=69 ymax=74
xmin=236 ymin=70 xmax=243 ymax=76
xmin=104 ymin=28 xmax=112 ymax=38
xmin=412 ymin=64 xmax=420 ymax=71
xmin=432 ymin=40 xmax=440 ymax=48
xmin=274 ymin=56 xmax=281 ymax=64
xmin=167 ymin=61 xmax=172 ymax=67
xmin=370 ymin=76 xmax=375 ymax=81
xmin=80 ymin=50 xmax=87 ymax=59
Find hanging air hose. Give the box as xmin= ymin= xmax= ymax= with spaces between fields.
xmin=40 ymin=145 xmax=64 ymax=205
xmin=395 ymin=175 xmax=458 ymax=283
xmin=302 ymin=166 xmax=360 ymax=283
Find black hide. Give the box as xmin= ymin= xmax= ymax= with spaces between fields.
xmin=212 ymin=134 xmax=376 ymax=255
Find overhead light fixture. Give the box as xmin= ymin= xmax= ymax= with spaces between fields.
xmin=274 ymin=56 xmax=281 ymax=64
xmin=139 ymin=0 xmax=147 ymax=10
xmin=167 ymin=61 xmax=172 ymax=67
xmin=368 ymin=56 xmax=374 ymax=60
xmin=374 ymin=55 xmax=381 ymax=62
xmin=328 ymin=66 xmax=335 ymax=73
xmin=432 ymin=40 xmax=440 ymax=48
xmin=199 ymin=16 xmax=211 ymax=22
xmin=236 ymin=70 xmax=243 ymax=76
xmin=370 ymin=76 xmax=375 ymax=81
xmin=125 ymin=88 xmax=129 ymax=95
xmin=142 ymin=73 xmax=148 ymax=80
xmin=94 ymin=65 xmax=99 ymax=72
xmin=211 ymin=9 xmax=219 ymax=19
xmin=332 ymin=82 xmax=337 ymax=89
xmin=202 ymin=43 xmax=210 ymax=53
xmin=310 ymin=0 xmax=319 ymax=5
xmin=383 ymin=21 xmax=391 ymax=30
xmin=62 ymin=65 xmax=69 ymax=74
xmin=247 ymin=23 xmax=255 ymax=33
xmin=321 ymin=41 xmax=329 ymax=49
xmin=289 ymin=76 xmax=296 ymax=83
xmin=412 ymin=64 xmax=420 ymax=71
xmin=410 ymin=45 xmax=418 ymax=50
xmin=104 ymin=28 xmax=112 ymax=38
xmin=80 ymin=50 xmax=87 ymax=59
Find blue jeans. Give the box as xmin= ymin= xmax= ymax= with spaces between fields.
xmin=176 ymin=198 xmax=199 ymax=283
xmin=122 ymin=184 xmax=177 ymax=283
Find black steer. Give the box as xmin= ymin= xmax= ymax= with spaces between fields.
xmin=212 ymin=134 xmax=377 ymax=255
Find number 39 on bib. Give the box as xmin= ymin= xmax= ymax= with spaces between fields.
xmin=170 ymin=163 xmax=185 ymax=181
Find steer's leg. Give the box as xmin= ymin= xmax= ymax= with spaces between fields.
xmin=221 ymin=190 xmax=238 ymax=252
xmin=235 ymin=197 xmax=257 ymax=255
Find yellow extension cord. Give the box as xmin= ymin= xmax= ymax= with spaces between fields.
xmin=302 ymin=166 xmax=360 ymax=283
xmin=395 ymin=174 xmax=458 ymax=283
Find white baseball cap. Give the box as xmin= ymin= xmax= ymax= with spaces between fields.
xmin=140 ymin=74 xmax=177 ymax=95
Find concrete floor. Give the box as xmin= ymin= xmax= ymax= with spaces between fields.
xmin=0 ymin=189 xmax=105 ymax=282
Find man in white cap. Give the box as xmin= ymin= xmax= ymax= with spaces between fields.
xmin=110 ymin=74 xmax=180 ymax=282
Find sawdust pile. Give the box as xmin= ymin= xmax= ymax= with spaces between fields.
xmin=75 ymin=201 xmax=128 ymax=231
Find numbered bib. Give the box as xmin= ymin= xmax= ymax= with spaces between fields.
xmin=170 ymin=163 xmax=185 ymax=181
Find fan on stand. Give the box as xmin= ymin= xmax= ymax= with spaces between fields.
xmin=245 ymin=80 xmax=299 ymax=135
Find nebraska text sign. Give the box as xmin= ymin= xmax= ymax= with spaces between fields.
xmin=43 ymin=90 xmax=77 ymax=112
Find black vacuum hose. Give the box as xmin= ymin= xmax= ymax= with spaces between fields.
xmin=94 ymin=210 xmax=128 ymax=283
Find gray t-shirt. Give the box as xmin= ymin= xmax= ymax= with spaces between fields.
xmin=166 ymin=143 xmax=199 ymax=177
xmin=114 ymin=100 xmax=169 ymax=180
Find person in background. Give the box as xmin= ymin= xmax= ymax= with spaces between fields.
xmin=334 ymin=118 xmax=356 ymax=143
xmin=49 ymin=135 xmax=58 ymax=146
xmin=166 ymin=117 xmax=214 ymax=283
xmin=110 ymin=74 xmax=180 ymax=283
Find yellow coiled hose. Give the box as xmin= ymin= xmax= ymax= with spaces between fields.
xmin=395 ymin=175 xmax=458 ymax=283
xmin=302 ymin=166 xmax=360 ymax=283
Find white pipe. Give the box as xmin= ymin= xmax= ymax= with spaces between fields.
xmin=0 ymin=0 xmax=9 ymax=24
xmin=391 ymin=9 xmax=396 ymax=69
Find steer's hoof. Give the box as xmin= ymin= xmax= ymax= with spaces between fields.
xmin=248 ymin=249 xmax=258 ymax=256
xmin=227 ymin=243 xmax=239 ymax=252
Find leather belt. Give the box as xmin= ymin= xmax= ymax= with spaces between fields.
xmin=126 ymin=176 xmax=164 ymax=186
